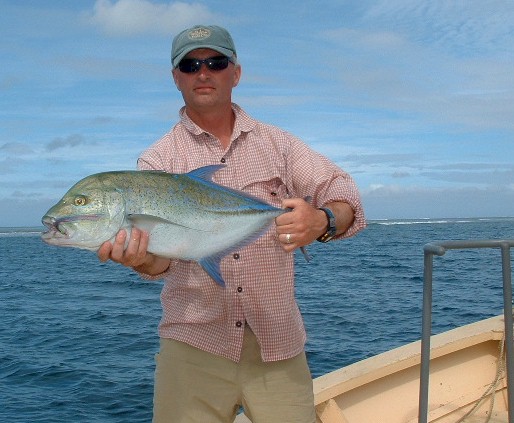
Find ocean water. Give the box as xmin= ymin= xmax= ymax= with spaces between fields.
xmin=1 ymin=217 xmax=514 ymax=422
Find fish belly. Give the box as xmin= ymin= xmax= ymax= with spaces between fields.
xmin=145 ymin=210 xmax=280 ymax=260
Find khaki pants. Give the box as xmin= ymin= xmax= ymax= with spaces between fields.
xmin=153 ymin=325 xmax=315 ymax=423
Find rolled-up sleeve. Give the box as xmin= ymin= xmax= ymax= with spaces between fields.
xmin=286 ymin=136 xmax=366 ymax=239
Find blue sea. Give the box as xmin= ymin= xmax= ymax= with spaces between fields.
xmin=1 ymin=217 xmax=514 ymax=422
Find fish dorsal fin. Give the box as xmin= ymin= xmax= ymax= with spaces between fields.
xmin=199 ymin=255 xmax=225 ymax=287
xmin=187 ymin=164 xmax=226 ymax=182
xmin=186 ymin=165 xmax=280 ymax=213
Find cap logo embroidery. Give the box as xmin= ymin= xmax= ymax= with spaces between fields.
xmin=188 ymin=27 xmax=211 ymax=40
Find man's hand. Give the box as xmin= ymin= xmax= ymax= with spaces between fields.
xmin=275 ymin=199 xmax=356 ymax=252
xmin=97 ymin=227 xmax=170 ymax=276
xmin=275 ymin=198 xmax=327 ymax=252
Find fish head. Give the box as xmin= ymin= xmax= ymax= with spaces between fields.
xmin=41 ymin=174 xmax=126 ymax=251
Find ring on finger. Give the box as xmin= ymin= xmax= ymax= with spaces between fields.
xmin=285 ymin=233 xmax=292 ymax=244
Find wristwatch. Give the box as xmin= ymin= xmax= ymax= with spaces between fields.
xmin=317 ymin=207 xmax=337 ymax=243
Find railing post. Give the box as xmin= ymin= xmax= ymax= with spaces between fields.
xmin=418 ymin=239 xmax=514 ymax=422
xmin=418 ymin=249 xmax=434 ymax=423
xmin=501 ymin=242 xmax=514 ymax=423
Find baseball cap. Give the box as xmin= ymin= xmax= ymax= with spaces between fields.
xmin=171 ymin=25 xmax=237 ymax=68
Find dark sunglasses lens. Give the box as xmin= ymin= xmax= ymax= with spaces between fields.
xmin=207 ymin=57 xmax=229 ymax=70
xmin=178 ymin=59 xmax=199 ymax=73
xmin=178 ymin=56 xmax=230 ymax=73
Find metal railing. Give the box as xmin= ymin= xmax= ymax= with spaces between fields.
xmin=419 ymin=239 xmax=514 ymax=423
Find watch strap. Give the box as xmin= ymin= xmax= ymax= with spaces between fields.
xmin=317 ymin=207 xmax=337 ymax=243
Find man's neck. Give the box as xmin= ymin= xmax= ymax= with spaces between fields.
xmin=186 ymin=104 xmax=235 ymax=149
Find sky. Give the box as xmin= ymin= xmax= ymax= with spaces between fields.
xmin=1 ymin=0 xmax=513 ymax=227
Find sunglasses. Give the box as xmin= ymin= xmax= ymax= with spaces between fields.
xmin=177 ymin=56 xmax=232 ymax=73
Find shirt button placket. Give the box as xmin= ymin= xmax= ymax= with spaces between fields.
xmin=233 ymin=253 xmax=244 ymax=328
xmin=233 ymin=253 xmax=243 ymax=295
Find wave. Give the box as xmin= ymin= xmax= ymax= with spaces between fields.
xmin=369 ymin=217 xmax=514 ymax=226
xmin=0 ymin=227 xmax=44 ymax=237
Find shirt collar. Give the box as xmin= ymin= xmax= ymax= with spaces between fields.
xmin=179 ymin=103 xmax=258 ymax=139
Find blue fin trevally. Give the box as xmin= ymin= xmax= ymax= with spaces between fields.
xmin=41 ymin=165 xmax=308 ymax=286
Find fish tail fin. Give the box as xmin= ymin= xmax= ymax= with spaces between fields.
xmin=199 ymin=256 xmax=225 ymax=287
xmin=300 ymin=246 xmax=311 ymax=262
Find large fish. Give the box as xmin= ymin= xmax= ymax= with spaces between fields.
xmin=41 ymin=165 xmax=298 ymax=286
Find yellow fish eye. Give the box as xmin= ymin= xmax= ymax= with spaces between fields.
xmin=74 ymin=195 xmax=88 ymax=206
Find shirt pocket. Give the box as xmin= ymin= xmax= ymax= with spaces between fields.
xmin=243 ymin=177 xmax=289 ymax=208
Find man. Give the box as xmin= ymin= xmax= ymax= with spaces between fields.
xmin=98 ymin=25 xmax=365 ymax=423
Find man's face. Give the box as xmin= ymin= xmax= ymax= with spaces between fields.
xmin=172 ymin=48 xmax=241 ymax=111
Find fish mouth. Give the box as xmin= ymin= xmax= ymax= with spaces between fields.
xmin=41 ymin=215 xmax=72 ymax=240
xmin=41 ymin=214 xmax=103 ymax=242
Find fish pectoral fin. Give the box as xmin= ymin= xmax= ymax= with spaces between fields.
xmin=127 ymin=214 xmax=212 ymax=233
xmin=127 ymin=214 xmax=189 ymax=232
xmin=127 ymin=214 xmax=174 ymax=231
xmin=199 ymin=256 xmax=225 ymax=287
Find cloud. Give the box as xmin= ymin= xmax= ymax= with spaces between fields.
xmin=344 ymin=153 xmax=420 ymax=166
xmin=0 ymin=143 xmax=35 ymax=156
xmin=0 ymin=158 xmax=27 ymax=175
xmin=362 ymin=1 xmax=514 ymax=57
xmin=392 ymin=171 xmax=410 ymax=178
xmin=11 ymin=190 xmax=44 ymax=198
xmin=46 ymin=134 xmax=92 ymax=152
xmin=315 ymin=2 xmax=514 ymax=133
xmin=85 ymin=0 xmax=220 ymax=36
xmin=0 ymin=76 xmax=23 ymax=91
xmin=421 ymin=166 xmax=514 ymax=187
xmin=362 ymin=184 xmax=514 ymax=219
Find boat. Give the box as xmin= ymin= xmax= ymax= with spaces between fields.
xmin=235 ymin=239 xmax=514 ymax=423
xmin=313 ymin=314 xmax=508 ymax=423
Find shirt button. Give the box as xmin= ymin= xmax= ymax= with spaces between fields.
xmin=220 ymin=158 xmax=226 ymax=163
xmin=236 ymin=321 xmax=243 ymax=327
xmin=233 ymin=253 xmax=240 ymax=260
xmin=237 ymin=287 xmax=243 ymax=293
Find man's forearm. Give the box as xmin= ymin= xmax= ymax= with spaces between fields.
xmin=133 ymin=254 xmax=171 ymax=276
xmin=324 ymin=201 xmax=355 ymax=236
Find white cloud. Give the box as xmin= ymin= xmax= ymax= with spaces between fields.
xmin=314 ymin=1 xmax=514 ymax=133
xmin=86 ymin=0 xmax=220 ymax=36
xmin=0 ymin=142 xmax=35 ymax=156
xmin=362 ymin=0 xmax=514 ymax=56
xmin=362 ymin=184 xmax=514 ymax=219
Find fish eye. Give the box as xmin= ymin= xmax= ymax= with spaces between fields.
xmin=73 ymin=195 xmax=88 ymax=206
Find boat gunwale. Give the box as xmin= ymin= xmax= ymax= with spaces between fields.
xmin=314 ymin=314 xmax=505 ymax=405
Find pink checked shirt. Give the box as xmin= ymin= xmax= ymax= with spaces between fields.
xmin=137 ymin=104 xmax=365 ymax=362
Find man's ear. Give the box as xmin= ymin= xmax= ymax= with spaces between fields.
xmin=233 ymin=64 xmax=242 ymax=88
xmin=172 ymin=69 xmax=180 ymax=91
